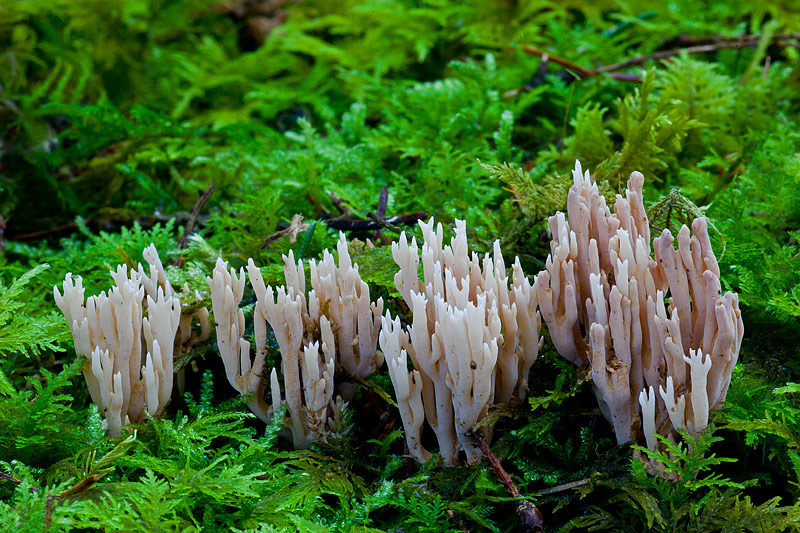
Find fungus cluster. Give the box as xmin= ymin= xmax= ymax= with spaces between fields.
xmin=206 ymin=232 xmax=384 ymax=448
xmin=380 ymin=219 xmax=541 ymax=465
xmin=54 ymin=246 xmax=183 ymax=437
xmin=54 ymin=161 xmax=742 ymax=477
xmin=537 ymin=162 xmax=743 ymax=473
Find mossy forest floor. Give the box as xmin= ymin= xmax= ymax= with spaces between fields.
xmin=1 ymin=1 xmax=800 ymax=531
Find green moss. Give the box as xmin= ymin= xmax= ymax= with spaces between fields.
xmin=2 ymin=0 xmax=800 ymax=530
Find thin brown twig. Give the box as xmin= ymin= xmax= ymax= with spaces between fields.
xmin=327 ymin=190 xmax=353 ymax=218
xmin=534 ymin=478 xmax=590 ymax=496
xmin=0 ymin=470 xmax=38 ymax=491
xmin=674 ymin=32 xmax=800 ymax=46
xmin=366 ymin=212 xmax=403 ymax=235
xmin=513 ymin=33 xmax=800 ymax=88
xmin=175 ymin=182 xmax=216 ymax=267
xmin=0 ymin=471 xmax=21 ymax=483
xmin=468 ymin=431 xmax=543 ymax=532
xmin=6 ymin=218 xmax=91 ymax=241
xmin=517 ymin=44 xmax=593 ymax=77
xmin=593 ymin=39 xmax=797 ymax=74
xmin=324 ymin=212 xmax=427 ymax=232
xmin=516 ymin=45 xmax=641 ymax=82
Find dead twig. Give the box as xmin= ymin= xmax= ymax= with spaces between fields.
xmin=534 ymin=478 xmax=590 ymax=496
xmin=593 ymin=39 xmax=798 ymax=74
xmin=468 ymin=431 xmax=543 ymax=532
xmin=0 ymin=470 xmax=38 ymax=491
xmin=516 ymin=45 xmax=641 ymax=82
xmin=324 ymin=212 xmax=427 ymax=232
xmin=366 ymin=212 xmax=403 ymax=236
xmin=324 ymin=187 xmax=424 ymax=234
xmin=0 ymin=471 xmax=22 ymax=484
xmin=517 ymin=45 xmax=593 ymax=77
xmin=175 ymin=182 xmax=216 ymax=267
xmin=6 ymin=218 xmax=92 ymax=241
xmin=327 ymin=190 xmax=353 ymax=218
xmin=261 ymin=214 xmax=310 ymax=248
xmin=674 ymin=32 xmax=800 ymax=46
xmin=511 ymin=32 xmax=800 ymax=89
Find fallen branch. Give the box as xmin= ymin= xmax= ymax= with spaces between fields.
xmin=0 ymin=470 xmax=38 ymax=491
xmin=593 ymin=38 xmax=799 ymax=74
xmin=6 ymin=218 xmax=92 ymax=241
xmin=326 ymin=187 xmax=416 ymax=238
xmin=175 ymin=181 xmax=216 ymax=267
xmin=366 ymin=211 xmax=402 ymax=236
xmin=512 ymin=32 xmax=800 ymax=87
xmin=324 ymin=212 xmax=427 ymax=232
xmin=468 ymin=431 xmax=543 ymax=533
xmin=673 ymin=32 xmax=800 ymax=46
xmin=327 ymin=190 xmax=353 ymax=218
xmin=515 ymin=45 xmax=641 ymax=82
